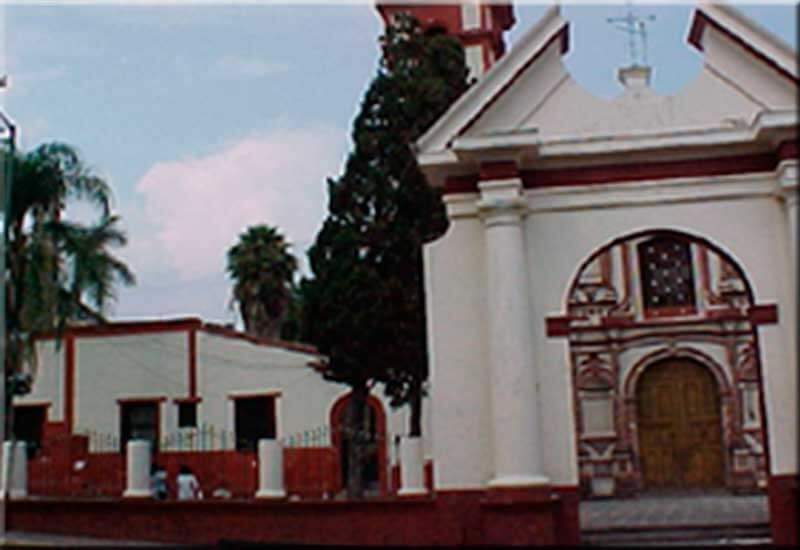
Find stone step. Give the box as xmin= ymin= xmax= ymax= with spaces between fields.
xmin=581 ymin=523 xmax=771 ymax=547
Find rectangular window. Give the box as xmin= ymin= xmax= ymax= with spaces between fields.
xmin=120 ymin=402 xmax=159 ymax=453
xmin=178 ymin=402 xmax=197 ymax=429
xmin=638 ymin=238 xmax=696 ymax=316
xmin=13 ymin=405 xmax=46 ymax=458
xmin=234 ymin=396 xmax=276 ymax=452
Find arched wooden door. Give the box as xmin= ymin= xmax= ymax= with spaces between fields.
xmin=636 ymin=359 xmax=725 ymax=490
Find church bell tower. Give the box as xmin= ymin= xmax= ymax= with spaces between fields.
xmin=376 ymin=1 xmax=515 ymax=80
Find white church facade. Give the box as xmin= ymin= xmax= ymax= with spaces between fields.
xmin=414 ymin=2 xmax=796 ymax=544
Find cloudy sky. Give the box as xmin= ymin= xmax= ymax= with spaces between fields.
xmin=0 ymin=1 xmax=796 ymax=326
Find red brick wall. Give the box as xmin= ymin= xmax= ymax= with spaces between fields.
xmin=28 ymin=439 xmax=340 ymax=499
xmin=7 ymin=488 xmax=577 ymax=546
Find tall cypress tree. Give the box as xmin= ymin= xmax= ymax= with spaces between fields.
xmin=302 ymin=13 xmax=469 ymax=498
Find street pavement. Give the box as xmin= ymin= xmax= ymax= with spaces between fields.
xmin=581 ymin=492 xmax=769 ymax=529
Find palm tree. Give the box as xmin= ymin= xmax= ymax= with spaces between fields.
xmin=5 ymin=142 xmax=135 ymax=431
xmin=227 ymin=225 xmax=297 ymax=339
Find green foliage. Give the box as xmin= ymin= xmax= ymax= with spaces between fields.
xmin=5 ymin=142 xmax=135 ymax=407
xmin=227 ymin=225 xmax=298 ymax=339
xmin=302 ymin=13 xmax=469 ymax=433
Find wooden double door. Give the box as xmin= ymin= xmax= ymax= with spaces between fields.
xmin=636 ymin=359 xmax=725 ymax=490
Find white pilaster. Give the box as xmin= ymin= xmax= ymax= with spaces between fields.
xmin=1 ymin=441 xmax=12 ymax=496
xmin=477 ymin=177 xmax=549 ymax=488
xmin=778 ymin=160 xmax=798 ymax=294
xmin=1 ymin=441 xmax=27 ymax=498
xmin=768 ymin=158 xmax=799 ymax=475
xmin=10 ymin=442 xmax=27 ymax=499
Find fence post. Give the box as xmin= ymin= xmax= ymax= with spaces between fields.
xmin=255 ymin=438 xmax=285 ymax=499
xmin=1 ymin=440 xmax=11 ymax=496
xmin=123 ymin=439 xmax=151 ymax=498
xmin=399 ymin=436 xmax=427 ymax=496
xmin=10 ymin=441 xmax=27 ymax=499
xmin=1 ymin=441 xmax=27 ymax=498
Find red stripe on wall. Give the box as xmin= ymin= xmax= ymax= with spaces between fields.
xmin=521 ymin=153 xmax=777 ymax=188
xmin=188 ymin=328 xmax=197 ymax=398
xmin=443 ymin=151 xmax=784 ymax=196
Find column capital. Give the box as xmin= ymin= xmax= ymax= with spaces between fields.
xmin=477 ymin=178 xmax=527 ymax=226
xmin=775 ymin=159 xmax=798 ymax=206
xmin=443 ymin=193 xmax=480 ymax=220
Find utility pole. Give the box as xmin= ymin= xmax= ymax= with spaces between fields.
xmin=0 ymin=74 xmax=15 ymax=537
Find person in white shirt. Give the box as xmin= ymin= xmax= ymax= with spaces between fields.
xmin=176 ymin=465 xmax=201 ymax=500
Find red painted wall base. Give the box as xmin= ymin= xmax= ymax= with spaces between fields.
xmin=768 ymin=473 xmax=798 ymax=546
xmin=7 ymin=487 xmax=580 ymax=546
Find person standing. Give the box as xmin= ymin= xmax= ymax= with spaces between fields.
xmin=176 ymin=465 xmax=201 ymax=500
xmin=150 ymin=463 xmax=167 ymax=500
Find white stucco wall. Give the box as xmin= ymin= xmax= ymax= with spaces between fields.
xmin=17 ymin=340 xmax=65 ymax=422
xmin=196 ymin=332 xmax=346 ymax=442
xmin=74 ymin=331 xmax=189 ymax=441
xmin=528 ymin=175 xmax=796 ymax=476
xmin=424 ymin=171 xmax=797 ymax=488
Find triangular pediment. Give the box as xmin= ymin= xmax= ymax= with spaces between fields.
xmin=416 ymin=3 xmax=797 ymax=181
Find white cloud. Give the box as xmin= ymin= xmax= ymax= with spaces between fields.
xmin=128 ymin=127 xmax=345 ymax=283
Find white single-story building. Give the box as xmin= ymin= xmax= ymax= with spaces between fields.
xmin=15 ymin=318 xmax=431 ymax=498
xmin=409 ymin=1 xmax=796 ymax=545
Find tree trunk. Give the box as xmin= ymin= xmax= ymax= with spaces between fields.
xmin=345 ymin=382 xmax=369 ymax=499
xmin=409 ymin=380 xmax=423 ymax=437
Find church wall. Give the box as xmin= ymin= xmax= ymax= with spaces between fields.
xmin=703 ymin=25 xmax=796 ymax=109
xmin=468 ymin=39 xmax=567 ymax=136
xmin=423 ymin=170 xmax=795 ymax=491
xmin=424 ymin=195 xmax=493 ymax=488
xmin=758 ymin=323 xmax=798 ymax=475
xmin=522 ymin=171 xmax=793 ymax=489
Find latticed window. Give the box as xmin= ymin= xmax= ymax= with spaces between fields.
xmin=638 ymin=237 xmax=696 ymax=315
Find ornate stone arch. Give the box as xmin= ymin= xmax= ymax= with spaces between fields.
xmin=623 ymin=346 xmax=733 ymax=402
xmin=555 ymin=228 xmax=772 ymax=497
xmin=560 ymin=227 xmax=758 ymax=310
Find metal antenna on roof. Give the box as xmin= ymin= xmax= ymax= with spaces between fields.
xmin=607 ymin=1 xmax=656 ymax=67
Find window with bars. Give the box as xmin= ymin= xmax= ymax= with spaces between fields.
xmin=638 ymin=237 xmax=696 ymax=315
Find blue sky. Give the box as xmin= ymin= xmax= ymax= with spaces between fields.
xmin=0 ymin=2 xmax=796 ymax=326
